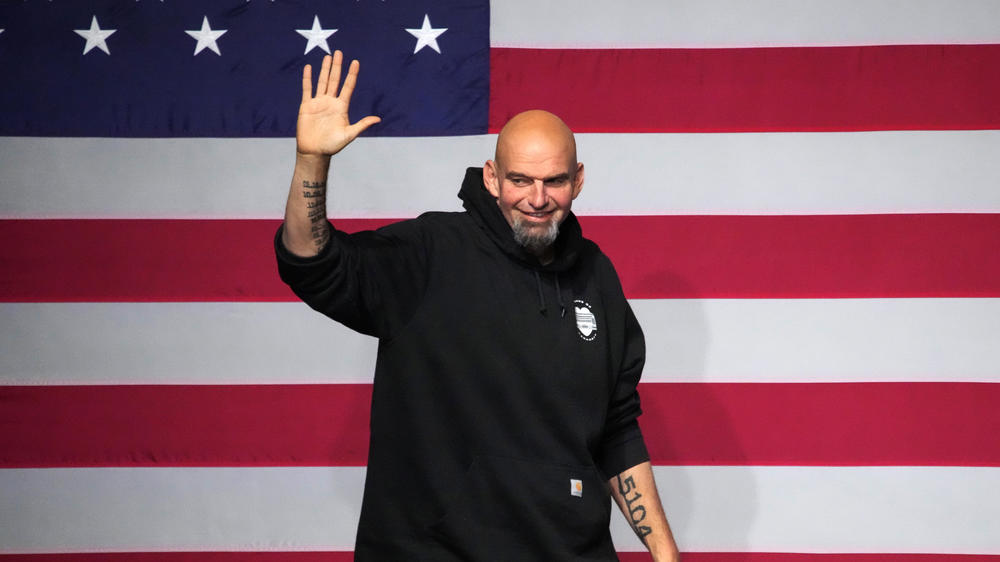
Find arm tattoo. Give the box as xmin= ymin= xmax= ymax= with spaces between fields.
xmin=310 ymin=221 xmax=330 ymax=248
xmin=617 ymin=473 xmax=653 ymax=543
xmin=302 ymin=180 xmax=329 ymax=248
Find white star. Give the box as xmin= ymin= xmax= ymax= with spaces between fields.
xmin=296 ymin=15 xmax=337 ymax=55
xmin=74 ymin=16 xmax=116 ymax=55
xmin=185 ymin=16 xmax=227 ymax=56
xmin=405 ymin=14 xmax=447 ymax=54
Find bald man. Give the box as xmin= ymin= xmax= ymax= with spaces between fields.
xmin=277 ymin=52 xmax=679 ymax=561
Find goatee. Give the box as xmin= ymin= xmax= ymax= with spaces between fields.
xmin=512 ymin=216 xmax=559 ymax=255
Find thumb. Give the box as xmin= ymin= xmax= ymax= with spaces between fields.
xmin=346 ymin=115 xmax=382 ymax=140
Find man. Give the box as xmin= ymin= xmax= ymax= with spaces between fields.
xmin=276 ymin=51 xmax=680 ymax=561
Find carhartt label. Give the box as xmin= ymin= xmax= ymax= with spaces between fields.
xmin=570 ymin=479 xmax=583 ymax=497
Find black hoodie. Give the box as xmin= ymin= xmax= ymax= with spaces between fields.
xmin=276 ymin=167 xmax=649 ymax=561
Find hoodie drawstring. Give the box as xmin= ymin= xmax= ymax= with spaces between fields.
xmin=534 ymin=270 xmax=566 ymax=318
xmin=534 ymin=270 xmax=547 ymax=315
xmin=554 ymin=275 xmax=566 ymax=318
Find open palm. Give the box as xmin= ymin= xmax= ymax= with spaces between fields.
xmin=297 ymin=51 xmax=381 ymax=156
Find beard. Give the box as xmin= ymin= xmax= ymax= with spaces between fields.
xmin=511 ymin=215 xmax=560 ymax=255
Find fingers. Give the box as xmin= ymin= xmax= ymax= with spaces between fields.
xmin=328 ymin=50 xmax=344 ymax=97
xmin=338 ymin=59 xmax=360 ymax=102
xmin=315 ymin=54 xmax=332 ymax=96
xmin=301 ymin=64 xmax=313 ymax=105
xmin=300 ymin=50 xmax=367 ymax=113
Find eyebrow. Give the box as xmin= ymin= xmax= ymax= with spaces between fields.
xmin=505 ymin=172 xmax=571 ymax=183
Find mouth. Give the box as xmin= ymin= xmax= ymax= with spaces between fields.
xmin=518 ymin=210 xmax=554 ymax=223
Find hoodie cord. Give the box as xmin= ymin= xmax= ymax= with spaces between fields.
xmin=554 ymin=274 xmax=566 ymax=318
xmin=534 ymin=270 xmax=547 ymax=315
xmin=534 ymin=270 xmax=567 ymax=317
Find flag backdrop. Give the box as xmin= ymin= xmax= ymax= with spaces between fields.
xmin=2 ymin=0 xmax=1000 ymax=559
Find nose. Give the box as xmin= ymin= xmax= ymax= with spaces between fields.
xmin=528 ymin=180 xmax=548 ymax=209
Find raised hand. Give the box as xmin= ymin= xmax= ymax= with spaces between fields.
xmin=296 ymin=50 xmax=381 ymax=157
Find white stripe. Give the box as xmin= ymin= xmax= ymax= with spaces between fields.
xmin=0 ymin=302 xmax=378 ymax=385
xmin=635 ymin=298 xmax=1000 ymax=383
xmin=2 ymin=466 xmax=997 ymax=553
xmin=630 ymin=466 xmax=1000 ymax=553
xmin=3 ymin=131 xmax=1000 ymax=218
xmin=491 ymin=0 xmax=1000 ymax=48
xmin=4 ymin=299 xmax=999 ymax=385
xmin=0 ymin=467 xmax=364 ymax=553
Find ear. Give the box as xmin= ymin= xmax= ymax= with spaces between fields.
xmin=571 ymin=162 xmax=585 ymax=200
xmin=483 ymin=160 xmax=501 ymax=198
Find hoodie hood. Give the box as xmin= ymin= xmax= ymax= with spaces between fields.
xmin=458 ymin=166 xmax=584 ymax=273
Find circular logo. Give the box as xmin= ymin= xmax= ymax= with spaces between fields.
xmin=574 ymin=299 xmax=597 ymax=341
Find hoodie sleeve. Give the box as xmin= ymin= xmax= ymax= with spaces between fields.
xmin=274 ymin=218 xmax=429 ymax=339
xmin=596 ymin=272 xmax=651 ymax=479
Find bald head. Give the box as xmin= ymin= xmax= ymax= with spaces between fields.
xmin=494 ymin=110 xmax=577 ymax=170
xmin=483 ymin=110 xmax=585 ymax=262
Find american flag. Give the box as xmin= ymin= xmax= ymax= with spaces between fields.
xmin=2 ymin=1 xmax=1000 ymax=560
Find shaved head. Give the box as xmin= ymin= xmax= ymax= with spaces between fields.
xmin=483 ymin=110 xmax=584 ymax=263
xmin=494 ymin=110 xmax=577 ymax=169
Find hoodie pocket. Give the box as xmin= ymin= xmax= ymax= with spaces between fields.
xmin=428 ymin=455 xmax=616 ymax=561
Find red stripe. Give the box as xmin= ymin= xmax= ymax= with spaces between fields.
xmin=2 ymin=554 xmax=998 ymax=562
xmin=3 ymin=214 xmax=998 ymax=301
xmin=0 ymin=385 xmax=372 ymax=468
xmin=642 ymin=382 xmax=1000 ymax=466
xmin=635 ymin=556 xmax=1000 ymax=562
xmin=583 ymin=214 xmax=1000 ymax=299
xmin=0 ymin=552 xmax=354 ymax=562
xmin=3 ymin=383 xmax=998 ymax=468
xmin=489 ymin=44 xmax=1000 ymax=133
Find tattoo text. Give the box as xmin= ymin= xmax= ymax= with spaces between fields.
xmin=617 ymin=474 xmax=652 ymax=542
xmin=302 ymin=180 xmax=329 ymax=249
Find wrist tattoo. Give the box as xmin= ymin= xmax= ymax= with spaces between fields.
xmin=617 ymin=474 xmax=653 ymax=542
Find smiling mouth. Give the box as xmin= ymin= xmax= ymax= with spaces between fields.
xmin=520 ymin=210 xmax=553 ymax=221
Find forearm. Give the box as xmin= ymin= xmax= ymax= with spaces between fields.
xmin=609 ymin=461 xmax=679 ymax=562
xmin=282 ymin=152 xmax=332 ymax=257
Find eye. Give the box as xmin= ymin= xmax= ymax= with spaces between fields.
xmin=510 ymin=177 xmax=532 ymax=187
xmin=544 ymin=178 xmax=569 ymax=187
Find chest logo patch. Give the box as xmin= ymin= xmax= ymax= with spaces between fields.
xmin=574 ymin=299 xmax=597 ymax=341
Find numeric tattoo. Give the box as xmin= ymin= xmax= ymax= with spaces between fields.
xmin=302 ymin=180 xmax=329 ymax=248
xmin=617 ymin=474 xmax=653 ymax=542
